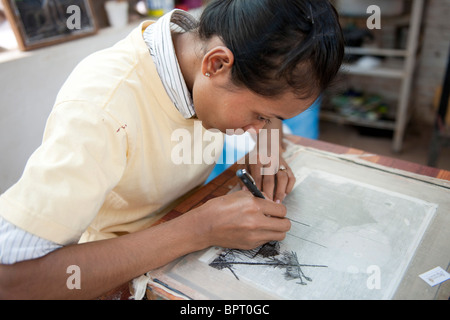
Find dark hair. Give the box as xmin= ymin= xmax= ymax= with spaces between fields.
xmin=198 ymin=0 xmax=344 ymax=98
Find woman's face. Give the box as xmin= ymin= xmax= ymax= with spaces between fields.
xmin=192 ymin=76 xmax=317 ymax=134
xmin=184 ymin=35 xmax=317 ymax=134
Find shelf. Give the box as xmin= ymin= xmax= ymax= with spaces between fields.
xmin=345 ymin=46 xmax=408 ymax=58
xmin=341 ymin=63 xmax=405 ymax=78
xmin=329 ymin=0 xmax=425 ymax=152
xmin=320 ymin=111 xmax=396 ymax=130
xmin=339 ymin=13 xmax=412 ymax=26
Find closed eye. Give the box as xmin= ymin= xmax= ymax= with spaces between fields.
xmin=258 ymin=116 xmax=272 ymax=125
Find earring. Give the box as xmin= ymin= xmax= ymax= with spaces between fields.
xmin=205 ymin=72 xmax=211 ymax=77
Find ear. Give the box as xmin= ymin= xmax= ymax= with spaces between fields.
xmin=201 ymin=46 xmax=234 ymax=77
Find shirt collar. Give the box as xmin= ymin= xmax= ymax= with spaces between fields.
xmin=143 ymin=10 xmax=197 ymax=119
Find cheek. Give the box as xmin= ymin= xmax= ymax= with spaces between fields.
xmin=193 ymin=85 xmax=252 ymax=131
xmin=193 ymin=97 xmax=224 ymax=130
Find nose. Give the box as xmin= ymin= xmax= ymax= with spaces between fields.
xmin=243 ymin=123 xmax=265 ymax=134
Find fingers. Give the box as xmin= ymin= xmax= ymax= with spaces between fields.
xmin=240 ymin=208 xmax=291 ymax=248
xmin=238 ymin=198 xmax=291 ymax=246
xmin=203 ymin=191 xmax=291 ymax=250
xmin=256 ymin=196 xmax=287 ymax=219
xmin=248 ymin=231 xmax=289 ymax=249
xmin=249 ymin=165 xmax=296 ymax=203
xmin=262 ymin=175 xmax=275 ymax=200
xmin=260 ymin=212 xmax=291 ymax=233
xmin=238 ymin=191 xmax=289 ymax=224
xmin=250 ymin=163 xmax=263 ymax=190
xmin=274 ymin=165 xmax=296 ymax=202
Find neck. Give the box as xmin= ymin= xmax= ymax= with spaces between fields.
xmin=172 ymin=30 xmax=201 ymax=93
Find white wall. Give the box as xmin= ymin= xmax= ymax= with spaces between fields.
xmin=0 ymin=22 xmax=141 ymax=193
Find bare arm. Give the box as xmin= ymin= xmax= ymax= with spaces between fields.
xmin=0 ymin=212 xmax=204 ymax=299
xmin=0 ymin=190 xmax=290 ymax=299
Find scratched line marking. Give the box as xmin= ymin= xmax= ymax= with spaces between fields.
xmin=286 ymin=233 xmax=328 ymax=248
xmin=209 ymin=241 xmax=327 ymax=285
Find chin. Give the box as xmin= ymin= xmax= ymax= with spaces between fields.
xmin=199 ymin=121 xmax=222 ymax=133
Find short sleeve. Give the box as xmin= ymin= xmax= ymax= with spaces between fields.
xmin=0 ymin=101 xmax=128 ymax=245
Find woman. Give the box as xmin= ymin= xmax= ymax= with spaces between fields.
xmin=0 ymin=0 xmax=344 ymax=299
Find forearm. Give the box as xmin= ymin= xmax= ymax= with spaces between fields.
xmin=0 ymin=188 xmax=291 ymax=299
xmin=0 ymin=213 xmax=206 ymax=299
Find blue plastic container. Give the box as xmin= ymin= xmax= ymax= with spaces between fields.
xmin=283 ymin=96 xmax=321 ymax=140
